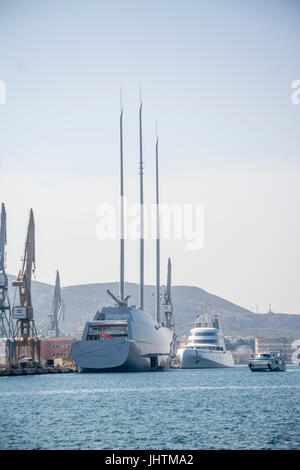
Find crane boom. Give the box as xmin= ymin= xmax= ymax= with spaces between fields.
xmin=0 ymin=203 xmax=7 ymax=273
xmin=13 ymin=209 xmax=35 ymax=311
xmin=13 ymin=208 xmax=40 ymax=365
xmin=0 ymin=203 xmax=15 ymax=365
xmin=48 ymin=270 xmax=64 ymax=337
xmin=163 ymin=258 xmax=175 ymax=331
xmin=166 ymin=258 xmax=171 ymax=301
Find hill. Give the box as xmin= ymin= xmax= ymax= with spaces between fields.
xmin=7 ymin=275 xmax=300 ymax=339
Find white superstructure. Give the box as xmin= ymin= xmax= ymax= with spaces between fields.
xmin=177 ymin=309 xmax=234 ymax=369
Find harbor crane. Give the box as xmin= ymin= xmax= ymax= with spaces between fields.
xmin=13 ymin=209 xmax=40 ymax=365
xmin=0 ymin=203 xmax=15 ymax=365
xmin=163 ymin=258 xmax=175 ymax=331
xmin=47 ymin=270 xmax=65 ymax=337
xmin=163 ymin=258 xmax=177 ymax=361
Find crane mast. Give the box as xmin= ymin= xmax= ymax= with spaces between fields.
xmin=13 ymin=209 xmax=40 ymax=365
xmin=48 ymin=270 xmax=64 ymax=337
xmin=119 ymin=103 xmax=125 ymax=303
xmin=163 ymin=258 xmax=175 ymax=331
xmin=155 ymin=136 xmax=161 ymax=324
xmin=0 ymin=203 xmax=15 ymax=365
xmin=139 ymin=99 xmax=145 ymax=311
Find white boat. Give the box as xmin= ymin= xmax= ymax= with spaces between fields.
xmin=177 ymin=308 xmax=234 ymax=369
xmin=248 ymin=352 xmax=286 ymax=372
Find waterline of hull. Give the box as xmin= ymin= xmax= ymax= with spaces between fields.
xmin=179 ymin=349 xmax=235 ymax=369
xmin=76 ymin=341 xmax=169 ymax=372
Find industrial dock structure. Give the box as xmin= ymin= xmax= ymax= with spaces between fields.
xmin=0 ymin=203 xmax=76 ymax=376
xmin=254 ymin=338 xmax=297 ymax=363
xmin=1 ymin=196 xmax=298 ymax=375
xmin=40 ymin=336 xmax=79 ymax=364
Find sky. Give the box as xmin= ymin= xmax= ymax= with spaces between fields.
xmin=0 ymin=0 xmax=300 ymax=314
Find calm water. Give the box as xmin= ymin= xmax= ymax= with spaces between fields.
xmin=0 ymin=365 xmax=299 ymax=450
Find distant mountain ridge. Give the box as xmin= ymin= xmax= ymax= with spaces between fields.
xmin=7 ymin=275 xmax=300 ymax=339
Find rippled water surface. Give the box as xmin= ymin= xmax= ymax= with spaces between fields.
xmin=1 ymin=365 xmax=299 ymax=449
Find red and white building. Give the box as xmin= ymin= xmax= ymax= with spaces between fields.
xmin=40 ymin=337 xmax=79 ymax=365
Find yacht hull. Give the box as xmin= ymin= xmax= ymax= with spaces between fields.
xmin=72 ymin=339 xmax=168 ymax=372
xmin=71 ymin=305 xmax=173 ymax=373
xmin=178 ymin=348 xmax=234 ymax=369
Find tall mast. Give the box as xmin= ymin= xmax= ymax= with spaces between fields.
xmin=119 ymin=95 xmax=125 ymax=301
xmin=107 ymin=92 xmax=132 ymax=308
xmin=13 ymin=208 xmax=40 ymax=365
xmin=139 ymin=94 xmax=144 ymax=310
xmin=163 ymin=258 xmax=175 ymax=331
xmin=166 ymin=258 xmax=171 ymax=301
xmin=155 ymin=132 xmax=160 ymax=323
xmin=0 ymin=203 xmax=7 ymax=274
xmin=0 ymin=203 xmax=14 ymax=342
xmin=48 ymin=270 xmax=64 ymax=337
xmin=13 ymin=209 xmax=36 ymax=314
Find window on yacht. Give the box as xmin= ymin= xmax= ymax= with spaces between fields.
xmin=86 ymin=326 xmax=128 ymax=341
xmin=192 ymin=339 xmax=217 ymax=344
xmin=193 ymin=332 xmax=217 ymax=336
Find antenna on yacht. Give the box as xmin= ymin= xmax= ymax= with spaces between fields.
xmin=155 ymin=123 xmax=161 ymax=324
xmin=139 ymin=86 xmax=144 ymax=311
xmin=119 ymin=89 xmax=125 ymax=302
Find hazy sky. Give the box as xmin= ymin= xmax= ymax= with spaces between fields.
xmin=1 ymin=0 xmax=300 ymax=314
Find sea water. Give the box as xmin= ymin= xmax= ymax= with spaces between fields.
xmin=0 ymin=365 xmax=299 ymax=450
